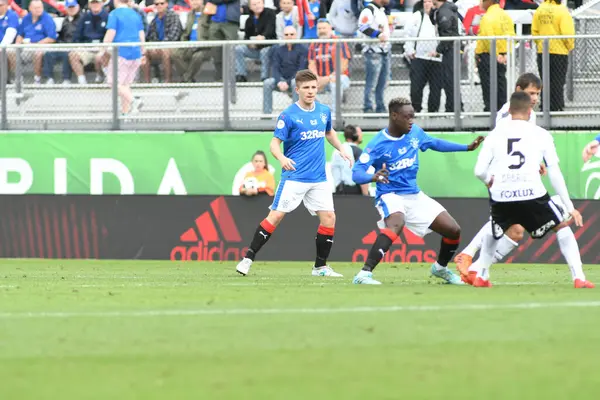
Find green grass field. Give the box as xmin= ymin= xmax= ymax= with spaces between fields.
xmin=1 ymin=260 xmax=600 ymax=399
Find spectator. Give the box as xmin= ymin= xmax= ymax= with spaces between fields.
xmin=532 ymin=0 xmax=574 ymax=111
xmin=235 ymin=0 xmax=277 ymax=82
xmin=172 ymin=0 xmax=211 ymax=82
xmin=70 ymin=0 xmax=109 ymax=85
xmin=404 ymin=0 xmax=442 ymax=113
xmin=331 ymin=124 xmax=369 ymax=195
xmin=328 ymin=0 xmax=358 ymax=38
xmin=0 ymin=0 xmax=19 ymax=45
xmin=358 ymin=0 xmax=390 ymax=114
xmin=475 ymin=0 xmax=514 ymax=112
xmin=43 ymin=0 xmax=82 ymax=85
xmin=103 ymin=0 xmax=145 ymax=115
xmin=8 ymin=0 xmax=57 ymax=85
xmin=276 ymin=0 xmax=302 ymax=40
xmin=307 ymin=18 xmax=351 ymax=116
xmin=263 ymin=25 xmax=307 ymax=113
xmin=239 ymin=151 xmax=276 ymax=197
xmin=298 ymin=0 xmax=320 ymax=39
xmin=429 ymin=0 xmax=460 ymax=113
xmin=462 ymin=3 xmax=485 ymax=35
xmin=142 ymin=0 xmax=183 ymax=83
xmin=206 ymin=0 xmax=241 ymax=81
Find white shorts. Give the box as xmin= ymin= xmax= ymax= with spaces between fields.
xmin=270 ymin=180 xmax=334 ymax=216
xmin=375 ymin=191 xmax=446 ymax=237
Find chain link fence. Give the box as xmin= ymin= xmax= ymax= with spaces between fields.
xmin=0 ymin=35 xmax=599 ymax=131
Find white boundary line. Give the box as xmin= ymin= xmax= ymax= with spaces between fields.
xmin=1 ymin=301 xmax=600 ymax=319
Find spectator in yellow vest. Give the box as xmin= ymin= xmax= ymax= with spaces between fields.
xmin=532 ymin=0 xmax=574 ymax=112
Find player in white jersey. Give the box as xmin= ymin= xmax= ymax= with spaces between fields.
xmin=235 ymin=69 xmax=353 ymax=277
xmin=468 ymin=91 xmax=594 ymax=288
xmin=455 ymin=73 xmax=543 ymax=279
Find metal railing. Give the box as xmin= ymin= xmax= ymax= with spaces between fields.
xmin=0 ymin=34 xmax=598 ymax=132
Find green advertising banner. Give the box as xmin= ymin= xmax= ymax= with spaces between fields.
xmin=0 ymin=131 xmax=598 ymax=198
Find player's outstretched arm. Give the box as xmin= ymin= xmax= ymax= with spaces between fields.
xmin=422 ymin=135 xmax=484 ymax=153
xmin=326 ymin=130 xmax=353 ymax=167
xmin=270 ymin=137 xmax=296 ymax=171
xmin=582 ymin=135 xmax=600 ymax=163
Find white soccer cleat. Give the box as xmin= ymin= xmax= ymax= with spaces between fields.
xmin=312 ymin=265 xmax=343 ymax=277
xmin=236 ymin=258 xmax=253 ymax=276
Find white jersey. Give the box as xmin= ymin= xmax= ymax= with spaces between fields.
xmin=358 ymin=4 xmax=391 ymax=54
xmin=495 ymin=102 xmax=536 ymax=127
xmin=475 ymin=120 xmax=559 ymax=203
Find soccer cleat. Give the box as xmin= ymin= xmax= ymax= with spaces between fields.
xmin=312 ymin=265 xmax=343 ymax=277
xmin=236 ymin=257 xmax=252 ymax=276
xmin=461 ymin=270 xmax=477 ymax=286
xmin=352 ymin=270 xmax=381 ymax=285
xmin=431 ymin=264 xmax=465 ymax=285
xmin=455 ymin=253 xmax=473 ymax=280
xmin=574 ymin=279 xmax=595 ymax=289
xmin=473 ymin=277 xmax=493 ymax=287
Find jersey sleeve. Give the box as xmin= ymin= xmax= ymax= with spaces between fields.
xmin=326 ymin=107 xmax=332 ymax=132
xmin=352 ymin=139 xmax=380 ymax=185
xmin=474 ymin=136 xmax=494 ymax=183
xmin=358 ymin=8 xmax=379 ymax=38
xmin=106 ymin=13 xmax=117 ymax=31
xmin=541 ymin=131 xmax=560 ymax=168
xmin=419 ymin=127 xmax=469 ymax=152
xmin=273 ymin=112 xmax=293 ymax=141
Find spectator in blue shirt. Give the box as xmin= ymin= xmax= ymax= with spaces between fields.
xmin=0 ymin=0 xmax=19 ymax=45
xmin=8 ymin=0 xmax=57 ymax=84
xmin=103 ymin=0 xmax=145 ymax=115
xmin=43 ymin=0 xmax=82 ymax=85
xmin=70 ymin=0 xmax=109 ymax=84
xmin=262 ymin=26 xmax=307 ymax=113
xmin=142 ymin=0 xmax=182 ymax=83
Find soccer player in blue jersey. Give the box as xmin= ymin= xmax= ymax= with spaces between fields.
xmin=351 ymin=97 xmax=484 ymax=285
xmin=236 ymin=69 xmax=353 ymax=277
xmin=582 ymin=134 xmax=600 ymax=163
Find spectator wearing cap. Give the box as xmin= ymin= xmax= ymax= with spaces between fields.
xmin=172 ymin=0 xmax=211 ymax=82
xmin=262 ymin=25 xmax=307 ymax=113
xmin=235 ymin=0 xmax=277 ymax=82
xmin=103 ymin=0 xmax=145 ymax=115
xmin=0 ymin=0 xmax=19 ymax=45
xmin=8 ymin=0 xmax=57 ymax=85
xmin=308 ymin=18 xmax=351 ymax=116
xmin=70 ymin=0 xmax=109 ymax=84
xmin=43 ymin=0 xmax=82 ymax=85
xmin=276 ymin=0 xmax=302 ymax=40
xmin=142 ymin=0 xmax=183 ymax=83
xmin=331 ymin=124 xmax=369 ymax=195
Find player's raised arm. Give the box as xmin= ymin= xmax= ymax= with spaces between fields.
xmin=582 ymin=134 xmax=600 ymax=163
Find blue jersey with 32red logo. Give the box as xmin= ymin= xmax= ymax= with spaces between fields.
xmin=274 ymin=101 xmax=332 ymax=183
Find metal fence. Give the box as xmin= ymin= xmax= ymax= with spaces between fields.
xmin=0 ymin=34 xmax=599 ymax=132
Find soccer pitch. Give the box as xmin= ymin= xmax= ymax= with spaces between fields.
xmin=1 ymin=260 xmax=599 ymax=399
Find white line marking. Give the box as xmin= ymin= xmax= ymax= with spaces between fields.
xmin=1 ymin=301 xmax=600 ymax=319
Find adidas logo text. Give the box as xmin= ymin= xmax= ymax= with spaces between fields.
xmin=170 ymin=197 xmax=248 ymax=261
xmin=352 ymin=228 xmax=437 ymax=263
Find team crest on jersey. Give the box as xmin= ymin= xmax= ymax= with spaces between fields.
xmin=398 ymin=147 xmax=407 ymax=155
xmin=320 ymin=113 xmax=328 ymax=124
xmin=410 ymin=138 xmax=419 ymax=149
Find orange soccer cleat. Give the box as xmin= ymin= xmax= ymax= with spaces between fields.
xmin=461 ymin=270 xmax=477 ymax=286
xmin=455 ymin=253 xmax=473 ymax=280
xmin=574 ymin=279 xmax=595 ymax=289
xmin=473 ymin=277 xmax=493 ymax=288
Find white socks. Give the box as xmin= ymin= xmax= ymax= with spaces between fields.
xmin=433 ymin=262 xmax=447 ymax=272
xmin=469 ymin=230 xmax=499 ymax=280
xmin=492 ymin=235 xmax=518 ymax=264
xmin=461 ymin=221 xmax=492 ymax=257
xmin=556 ymin=227 xmax=585 ymax=281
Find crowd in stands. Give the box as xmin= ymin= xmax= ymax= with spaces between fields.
xmin=0 ymin=0 xmax=578 ymax=112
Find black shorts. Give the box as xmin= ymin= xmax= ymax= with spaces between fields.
xmin=490 ymin=194 xmax=565 ymax=239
